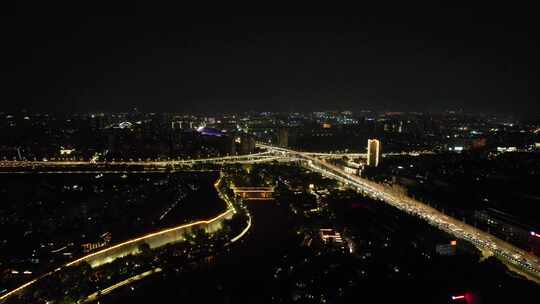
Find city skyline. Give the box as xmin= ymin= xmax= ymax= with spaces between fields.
xmin=2 ymin=4 xmax=540 ymax=303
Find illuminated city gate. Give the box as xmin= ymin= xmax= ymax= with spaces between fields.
xmin=231 ymin=186 xmax=274 ymax=200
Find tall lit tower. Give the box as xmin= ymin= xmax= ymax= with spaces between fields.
xmin=367 ymin=139 xmax=381 ymax=167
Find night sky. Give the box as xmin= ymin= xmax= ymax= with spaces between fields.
xmin=4 ymin=4 xmax=539 ymax=115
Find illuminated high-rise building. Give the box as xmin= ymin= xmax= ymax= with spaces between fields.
xmin=367 ymin=139 xmax=381 ymax=167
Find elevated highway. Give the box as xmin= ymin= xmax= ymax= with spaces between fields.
xmin=0 ymin=151 xmax=281 ymax=168
xmin=257 ymin=143 xmax=540 ymax=282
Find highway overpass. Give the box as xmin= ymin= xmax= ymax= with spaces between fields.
xmin=257 ymin=143 xmax=540 ymax=283
xmin=0 ymin=151 xmax=284 ymax=168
